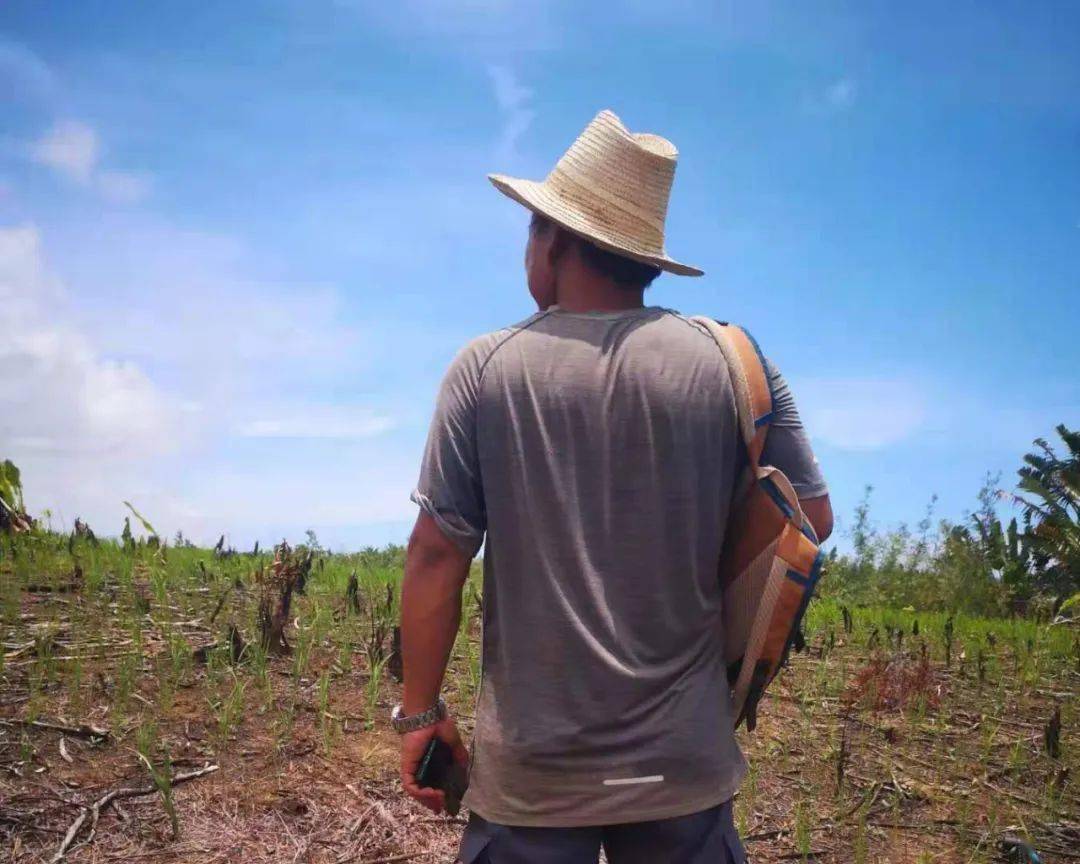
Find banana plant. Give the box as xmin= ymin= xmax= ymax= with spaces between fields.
xmin=1015 ymin=425 xmax=1080 ymax=599
xmin=0 ymin=459 xmax=34 ymax=534
xmin=981 ymin=516 xmax=1034 ymax=606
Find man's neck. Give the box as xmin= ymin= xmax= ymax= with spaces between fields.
xmin=554 ymin=272 xmax=645 ymax=314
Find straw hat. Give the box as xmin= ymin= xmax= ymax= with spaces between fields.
xmin=488 ymin=109 xmax=703 ymax=277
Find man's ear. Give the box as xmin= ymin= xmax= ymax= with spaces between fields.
xmin=548 ymin=226 xmax=574 ymax=266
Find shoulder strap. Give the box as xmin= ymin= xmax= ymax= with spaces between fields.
xmin=690 ymin=317 xmax=774 ymax=468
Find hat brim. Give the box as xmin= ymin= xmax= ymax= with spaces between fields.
xmin=488 ymin=174 xmax=704 ymax=277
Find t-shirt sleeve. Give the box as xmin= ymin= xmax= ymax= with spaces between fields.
xmin=410 ymin=343 xmax=486 ymax=556
xmin=760 ymin=358 xmax=829 ymax=499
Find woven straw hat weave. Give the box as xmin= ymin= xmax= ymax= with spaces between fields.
xmin=489 ymin=109 xmax=703 ymax=277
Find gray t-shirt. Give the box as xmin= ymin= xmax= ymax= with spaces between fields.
xmin=412 ymin=306 xmax=826 ymax=827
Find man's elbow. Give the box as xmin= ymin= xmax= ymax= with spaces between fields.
xmin=802 ymin=495 xmax=834 ymax=543
xmin=406 ymin=512 xmax=471 ymax=575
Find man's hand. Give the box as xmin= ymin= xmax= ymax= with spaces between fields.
xmin=400 ymin=717 xmax=469 ymax=813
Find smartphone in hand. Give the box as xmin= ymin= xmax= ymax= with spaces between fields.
xmin=416 ymin=737 xmax=468 ymax=816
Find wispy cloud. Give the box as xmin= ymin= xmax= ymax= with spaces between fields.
xmin=28 ymin=120 xmax=152 ymax=203
xmin=96 ymin=169 xmax=153 ymax=204
xmin=796 ymin=377 xmax=926 ymax=451
xmin=803 ymin=77 xmax=858 ymax=115
xmin=826 ymin=78 xmax=858 ymax=110
xmin=487 ymin=65 xmax=536 ymax=165
xmin=489 ymin=63 xmax=532 ymax=112
xmin=237 ymin=406 xmax=395 ymax=440
xmin=0 ymin=37 xmax=54 ymax=102
xmin=30 ymin=120 xmax=98 ymax=182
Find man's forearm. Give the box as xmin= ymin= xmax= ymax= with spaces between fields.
xmin=400 ymin=517 xmax=470 ymax=714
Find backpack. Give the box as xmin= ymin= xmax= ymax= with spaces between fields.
xmin=691 ymin=317 xmax=825 ymax=732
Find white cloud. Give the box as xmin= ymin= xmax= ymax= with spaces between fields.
xmin=96 ymin=169 xmax=153 ymax=204
xmin=796 ymin=377 xmax=926 ymax=451
xmin=1 ymin=217 xmax=408 ymax=546
xmin=28 ymin=120 xmax=151 ymax=203
xmin=30 ymin=120 xmax=99 ymax=183
xmin=0 ymin=224 xmax=177 ymax=460
xmin=487 ymin=65 xmax=536 ymax=164
xmin=237 ymin=406 xmax=395 ymax=440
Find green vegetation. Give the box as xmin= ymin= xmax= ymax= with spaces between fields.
xmin=825 ymin=425 xmax=1080 ymax=618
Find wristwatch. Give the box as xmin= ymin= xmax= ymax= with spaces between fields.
xmin=390 ymin=698 xmax=448 ymax=734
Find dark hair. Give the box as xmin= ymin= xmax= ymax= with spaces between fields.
xmin=530 ymin=213 xmax=662 ymax=289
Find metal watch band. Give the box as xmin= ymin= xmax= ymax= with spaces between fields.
xmin=390 ymin=698 xmax=447 ymax=734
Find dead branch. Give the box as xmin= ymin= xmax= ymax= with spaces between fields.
xmin=0 ymin=718 xmax=110 ymax=743
xmin=192 ymin=624 xmax=249 ymax=664
xmin=1045 ymin=703 xmax=1062 ymax=759
xmin=363 ymin=583 xmax=395 ymax=668
xmin=48 ymin=763 xmax=219 ymax=863
xmin=346 ymin=570 xmax=361 ymax=614
xmin=207 ymin=586 xmax=230 ymax=624
xmin=387 ymin=626 xmax=403 ymax=683
xmin=356 ymin=853 xmax=434 ymax=864
xmin=258 ymin=542 xmax=302 ymax=654
xmin=20 ymin=583 xmax=80 ymax=594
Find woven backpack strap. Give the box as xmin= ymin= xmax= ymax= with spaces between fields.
xmin=691 ymin=317 xmax=774 ymax=468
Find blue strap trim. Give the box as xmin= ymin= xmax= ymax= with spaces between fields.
xmin=785 ymin=568 xmax=810 ymax=587
xmin=790 ymin=550 xmax=825 ymax=627
xmin=762 ymin=470 xmax=820 ymax=545
xmin=777 ymin=547 xmax=826 ymax=666
xmin=807 ymin=547 xmax=825 ymax=590
xmin=738 ymin=326 xmax=776 ymax=419
xmin=760 ymin=475 xmax=795 ymax=520
xmin=754 ymin=411 xmax=774 ymax=429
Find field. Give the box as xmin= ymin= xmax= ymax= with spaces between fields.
xmin=1 ymin=530 xmax=1077 ymax=863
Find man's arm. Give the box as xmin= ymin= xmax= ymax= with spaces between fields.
xmin=759 ymin=358 xmax=832 ymax=542
xmin=400 ymin=341 xmax=486 ymax=812
xmin=401 ymin=511 xmax=471 ymax=714
xmin=398 ymin=511 xmax=472 ymax=813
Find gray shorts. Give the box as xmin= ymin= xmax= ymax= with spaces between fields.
xmin=459 ymin=800 xmax=746 ymax=864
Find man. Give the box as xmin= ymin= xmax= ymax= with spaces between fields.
xmin=395 ymin=110 xmax=832 ymax=863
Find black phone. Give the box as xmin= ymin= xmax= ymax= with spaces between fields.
xmin=416 ymin=737 xmax=468 ymax=816
xmin=417 ymin=737 xmax=454 ymax=789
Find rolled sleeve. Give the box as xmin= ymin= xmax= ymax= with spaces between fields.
xmin=761 ymin=358 xmax=828 ymax=499
xmin=412 ymin=344 xmax=486 ymax=557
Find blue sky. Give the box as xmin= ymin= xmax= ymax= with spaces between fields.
xmin=1 ymin=1 xmax=1077 ymax=551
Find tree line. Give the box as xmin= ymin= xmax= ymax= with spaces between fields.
xmin=3 ymin=427 xmax=1078 ymax=620
xmin=823 ymin=425 xmax=1080 ymax=618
